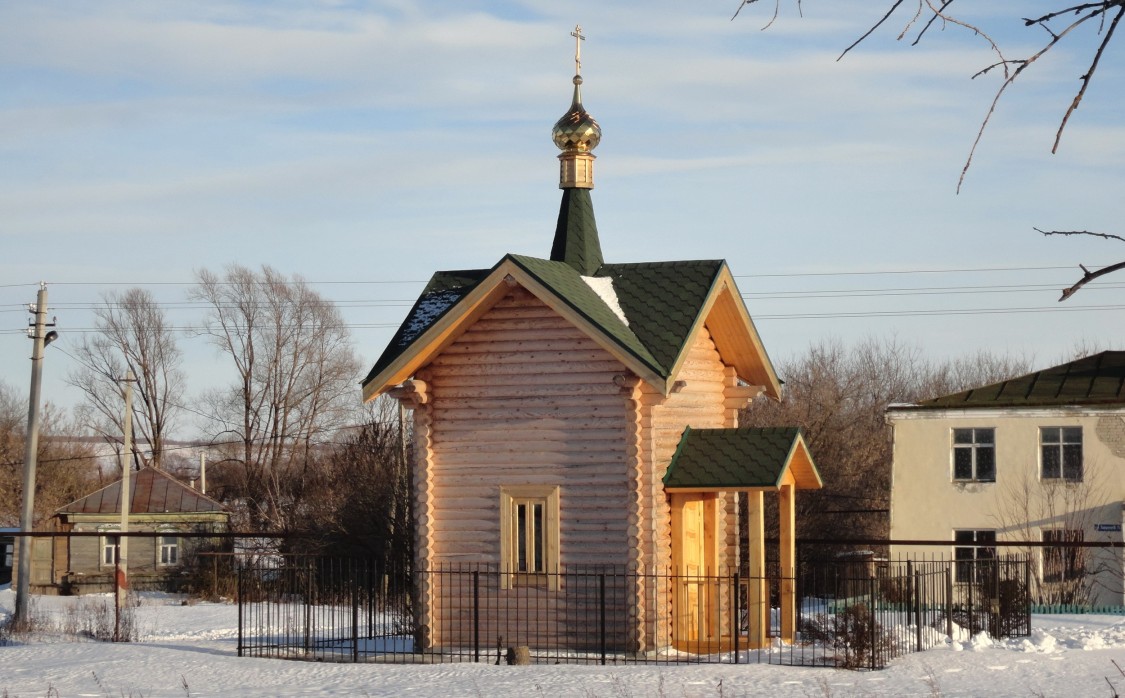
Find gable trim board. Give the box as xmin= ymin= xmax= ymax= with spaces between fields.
xmin=362 ymin=256 xmax=780 ymax=402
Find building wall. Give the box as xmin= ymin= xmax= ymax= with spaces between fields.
xmin=422 ymin=285 xmax=632 ymax=569
xmin=889 ymin=408 xmax=1125 ymax=608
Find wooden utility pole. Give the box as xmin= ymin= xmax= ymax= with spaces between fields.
xmin=14 ymin=283 xmax=56 ymax=626
xmin=115 ymin=369 xmax=136 ymax=641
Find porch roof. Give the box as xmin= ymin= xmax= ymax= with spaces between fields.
xmin=663 ymin=426 xmax=822 ymax=492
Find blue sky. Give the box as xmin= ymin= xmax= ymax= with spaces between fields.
xmin=2 ymin=1 xmax=1124 ymax=432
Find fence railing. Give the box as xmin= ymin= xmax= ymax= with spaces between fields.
xmin=236 ymin=555 xmax=1031 ymax=669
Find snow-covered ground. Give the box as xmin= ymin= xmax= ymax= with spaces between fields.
xmin=2 ymin=586 xmax=1124 ymax=697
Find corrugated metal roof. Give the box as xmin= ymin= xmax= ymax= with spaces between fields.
xmin=903 ymin=351 xmax=1125 ymax=410
xmin=57 ymin=467 xmax=226 ymax=515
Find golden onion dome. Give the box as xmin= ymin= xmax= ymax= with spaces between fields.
xmin=552 ymin=75 xmax=601 ymax=153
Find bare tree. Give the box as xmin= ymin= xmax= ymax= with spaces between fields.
xmin=298 ymin=397 xmax=412 ymax=565
xmin=190 ymin=264 xmax=361 ymax=530
xmin=742 ymin=337 xmax=1031 ymax=545
xmin=736 ymin=2 xmax=1122 ymax=181
xmin=67 ymin=288 xmax=184 ymax=470
xmin=992 ymin=460 xmax=1111 ymax=606
xmin=0 ymin=382 xmax=103 ymax=526
xmin=735 ymin=2 xmax=1125 ymax=295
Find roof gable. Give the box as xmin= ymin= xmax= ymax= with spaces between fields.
xmin=901 ymin=351 xmax=1125 ymax=410
xmin=663 ymin=426 xmax=822 ymax=491
xmin=362 ymin=256 xmax=780 ymax=400
xmin=57 ymin=467 xmax=227 ymax=515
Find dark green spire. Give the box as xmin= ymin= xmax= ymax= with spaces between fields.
xmin=551 ymin=188 xmax=603 ymax=275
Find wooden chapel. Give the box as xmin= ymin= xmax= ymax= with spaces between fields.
xmin=362 ymin=29 xmax=822 ymax=653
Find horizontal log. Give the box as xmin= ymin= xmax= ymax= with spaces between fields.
xmin=430 ymin=394 xmax=624 ymax=411
xmin=433 ymin=383 xmax=622 ymax=400
xmin=433 ymin=449 xmax=625 ymax=464
xmin=432 ymin=428 xmax=625 ymax=445
xmin=455 ymin=326 xmax=589 ymax=344
xmin=442 ymin=338 xmax=602 ymax=355
xmin=467 ymin=316 xmax=576 ymax=332
xmin=431 ymin=371 xmax=622 ymax=390
xmin=433 ymin=416 xmax=623 ymax=433
xmin=432 ymin=439 xmax=626 ymax=455
xmin=430 ymin=358 xmax=624 ymax=376
xmin=432 ymin=350 xmax=620 ymax=367
xmin=432 ymin=404 xmax=627 ymax=421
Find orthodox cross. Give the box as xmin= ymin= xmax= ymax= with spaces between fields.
xmin=571 ymin=25 xmax=585 ymax=75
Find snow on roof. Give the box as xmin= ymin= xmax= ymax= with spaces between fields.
xmin=581 ymin=275 xmax=628 ymax=327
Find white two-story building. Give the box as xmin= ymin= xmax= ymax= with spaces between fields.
xmin=888 ymin=351 xmax=1125 ymax=609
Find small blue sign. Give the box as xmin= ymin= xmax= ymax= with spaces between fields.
xmin=1094 ymin=524 xmax=1122 ymax=532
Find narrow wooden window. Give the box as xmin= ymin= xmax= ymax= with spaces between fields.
xmin=500 ymin=486 xmax=559 ymax=590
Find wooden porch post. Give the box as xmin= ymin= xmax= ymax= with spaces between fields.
xmin=778 ymin=482 xmax=796 ymax=644
xmin=745 ymin=490 xmax=767 ymax=649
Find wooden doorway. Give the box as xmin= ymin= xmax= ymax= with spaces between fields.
xmin=670 ymin=493 xmax=720 ymax=649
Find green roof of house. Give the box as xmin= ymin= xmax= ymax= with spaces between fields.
xmin=663 ymin=426 xmax=816 ymax=489
xmin=901 ymin=351 xmax=1125 ymax=410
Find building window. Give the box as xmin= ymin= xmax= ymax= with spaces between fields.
xmin=158 ymin=535 xmax=180 ymax=566
xmin=3 ymin=542 xmax=11 ymax=568
xmin=1041 ymin=427 xmax=1082 ymax=481
xmin=101 ymin=534 xmax=120 ymax=568
xmin=1042 ymin=529 xmax=1085 ymax=584
xmin=952 ymin=428 xmax=995 ymax=482
xmin=954 ymin=530 xmax=996 ymax=584
xmin=500 ymin=485 xmax=559 ymax=590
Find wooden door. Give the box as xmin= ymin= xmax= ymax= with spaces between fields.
xmin=670 ymin=493 xmax=719 ymax=646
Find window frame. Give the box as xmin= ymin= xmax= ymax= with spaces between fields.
xmin=157 ymin=530 xmax=180 ymax=567
xmin=953 ymin=529 xmax=996 ymax=584
xmin=1040 ymin=426 xmax=1083 ymax=482
xmin=98 ymin=525 xmax=121 ymax=569
xmin=951 ymin=427 xmax=996 ymax=482
xmin=500 ymin=485 xmax=560 ymax=591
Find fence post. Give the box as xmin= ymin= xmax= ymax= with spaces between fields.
xmin=914 ymin=569 xmax=923 ymax=652
xmin=869 ymin=574 xmax=877 ymax=671
xmin=352 ymin=562 xmax=360 ymax=663
xmin=945 ymin=567 xmax=953 ymax=639
xmin=732 ymin=572 xmax=740 ymax=664
xmin=1024 ymin=556 xmax=1031 ymax=636
xmin=237 ymin=566 xmax=244 ymax=657
xmin=473 ymin=570 xmax=480 ymax=663
xmin=599 ymin=573 xmax=607 ymax=666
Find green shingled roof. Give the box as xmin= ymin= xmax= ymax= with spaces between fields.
xmin=663 ymin=426 xmax=814 ymax=489
xmin=902 ymin=351 xmax=1125 ymax=410
xmin=361 ymin=187 xmax=766 ymax=395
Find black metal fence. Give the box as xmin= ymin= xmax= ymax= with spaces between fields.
xmin=236 ymin=555 xmax=1030 ymax=669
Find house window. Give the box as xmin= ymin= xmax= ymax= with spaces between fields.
xmin=3 ymin=542 xmax=11 ymax=568
xmin=952 ymin=428 xmax=995 ymax=482
xmin=954 ymin=529 xmax=996 ymax=584
xmin=1042 ymin=529 xmax=1085 ymax=584
xmin=500 ymin=485 xmax=559 ymax=590
xmin=1041 ymin=427 xmax=1082 ymax=481
xmin=158 ymin=535 xmax=180 ymax=566
xmin=101 ymin=534 xmax=120 ymax=568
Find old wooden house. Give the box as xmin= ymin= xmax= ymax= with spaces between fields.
xmin=362 ymin=43 xmax=821 ymax=654
xmin=27 ymin=467 xmax=228 ymax=595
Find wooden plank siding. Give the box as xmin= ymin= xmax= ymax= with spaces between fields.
xmin=424 ymin=287 xmax=631 ymax=567
xmin=414 ymin=287 xmax=634 ymax=650
xmin=404 ymin=286 xmax=757 ymax=653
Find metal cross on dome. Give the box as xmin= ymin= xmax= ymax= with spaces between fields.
xmin=571 ymin=24 xmax=585 ymax=76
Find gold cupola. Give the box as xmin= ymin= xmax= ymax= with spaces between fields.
xmin=552 ymin=25 xmax=601 ymax=189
